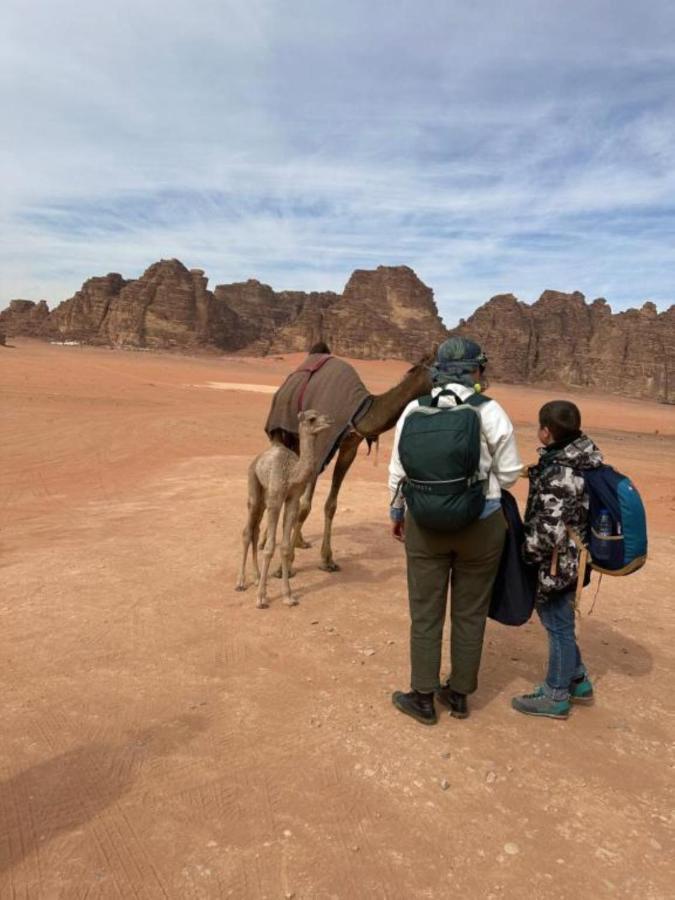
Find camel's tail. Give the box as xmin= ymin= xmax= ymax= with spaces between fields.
xmin=366 ymin=436 xmax=380 ymax=466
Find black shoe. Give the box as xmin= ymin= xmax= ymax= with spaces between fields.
xmin=435 ymin=683 xmax=469 ymax=719
xmin=392 ymin=690 xmax=437 ymax=725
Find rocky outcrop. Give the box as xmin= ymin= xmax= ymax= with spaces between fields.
xmin=324 ymin=266 xmax=446 ymax=360
xmin=266 ymin=266 xmax=446 ymax=360
xmin=212 ymin=281 xmax=336 ymax=352
xmin=0 ymin=299 xmax=51 ymax=337
xmin=3 ymin=262 xmax=673 ymax=402
xmin=100 ymin=260 xmax=219 ymax=349
xmin=2 ymin=260 xmax=446 ymax=360
xmin=49 ymin=273 xmax=127 ymax=342
xmin=46 ymin=260 xmax=240 ymax=350
xmin=451 ymin=290 xmax=674 ymax=404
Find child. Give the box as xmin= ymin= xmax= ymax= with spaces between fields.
xmin=512 ymin=400 xmax=602 ymax=719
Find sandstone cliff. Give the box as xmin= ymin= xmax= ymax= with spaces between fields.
xmin=264 ymin=266 xmax=446 ymax=360
xmin=450 ymin=290 xmax=674 ymax=404
xmin=0 ymin=299 xmax=52 ymax=337
xmin=2 ymin=263 xmax=673 ymax=402
xmin=49 ymin=273 xmax=128 ymax=343
xmin=324 ymin=266 xmax=446 ymax=360
xmin=0 ymin=260 xmax=444 ymax=361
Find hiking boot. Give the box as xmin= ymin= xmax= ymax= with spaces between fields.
xmin=435 ymin=682 xmax=469 ymax=719
xmin=511 ymin=686 xmax=570 ymax=720
xmin=392 ymin=690 xmax=437 ymax=725
xmin=570 ymin=674 xmax=594 ymax=704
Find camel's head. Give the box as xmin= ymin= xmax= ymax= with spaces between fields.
xmin=403 ymin=347 xmax=436 ymax=393
xmin=412 ymin=344 xmax=438 ymax=371
xmin=298 ymin=409 xmax=333 ymax=436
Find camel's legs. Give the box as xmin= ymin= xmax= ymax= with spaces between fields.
xmin=280 ymin=498 xmax=300 ymax=606
xmin=236 ymin=471 xmax=265 ymax=591
xmin=294 ymin=478 xmax=317 ymax=549
xmin=250 ymin=511 xmax=262 ymax=584
xmin=272 ymin=478 xmax=316 ymax=579
xmin=262 ymin=479 xmax=314 ymax=552
xmin=257 ymin=504 xmax=281 ymax=608
xmin=320 ymin=432 xmax=363 ymax=572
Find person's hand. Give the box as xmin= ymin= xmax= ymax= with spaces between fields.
xmin=392 ymin=519 xmax=405 ymax=542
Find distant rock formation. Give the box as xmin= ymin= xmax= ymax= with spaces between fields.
xmin=49 ymin=273 xmax=128 ymax=343
xmin=0 ymin=299 xmax=51 ymax=337
xmin=2 ymin=261 xmax=673 ymax=402
xmin=450 ymin=290 xmax=674 ymax=404
xmin=262 ymin=265 xmax=448 ymax=360
xmin=0 ymin=259 xmax=445 ymax=361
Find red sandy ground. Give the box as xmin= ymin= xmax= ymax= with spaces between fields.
xmin=1 ymin=339 xmax=674 ymax=899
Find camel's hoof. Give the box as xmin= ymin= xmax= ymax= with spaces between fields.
xmin=295 ymin=538 xmax=311 ymax=550
xmin=283 ymin=596 xmax=299 ymax=607
xmin=319 ymin=561 xmax=341 ymax=572
xmin=235 ymin=584 xmax=247 ymax=592
xmin=273 ymin=567 xmax=296 ymax=579
xmin=256 ymin=600 xmax=269 ymax=609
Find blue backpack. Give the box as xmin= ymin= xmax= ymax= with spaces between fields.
xmin=580 ymin=466 xmax=647 ymax=575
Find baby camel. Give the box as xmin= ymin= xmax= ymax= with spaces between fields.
xmin=236 ymin=409 xmax=332 ymax=608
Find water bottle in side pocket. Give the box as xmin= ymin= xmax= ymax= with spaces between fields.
xmin=593 ymin=508 xmax=613 ymax=561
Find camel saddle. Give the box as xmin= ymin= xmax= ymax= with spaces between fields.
xmin=265 ymin=354 xmax=373 ymax=473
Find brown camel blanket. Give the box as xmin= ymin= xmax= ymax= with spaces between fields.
xmin=265 ymin=354 xmax=373 ymax=473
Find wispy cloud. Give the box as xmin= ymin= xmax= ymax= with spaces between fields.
xmin=2 ymin=0 xmax=675 ymax=324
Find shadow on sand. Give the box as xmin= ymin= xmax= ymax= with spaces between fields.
xmin=473 ymin=615 xmax=653 ymax=710
xmin=0 ymin=713 xmax=208 ymax=877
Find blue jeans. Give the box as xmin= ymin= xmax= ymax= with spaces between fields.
xmin=537 ymin=591 xmax=586 ymax=701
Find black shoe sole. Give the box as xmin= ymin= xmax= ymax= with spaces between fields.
xmin=392 ymin=693 xmax=437 ymax=726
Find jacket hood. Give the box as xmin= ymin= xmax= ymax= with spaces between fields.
xmin=538 ymin=433 xmax=603 ymax=471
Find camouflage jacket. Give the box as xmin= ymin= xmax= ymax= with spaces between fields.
xmin=523 ymin=434 xmax=603 ymax=601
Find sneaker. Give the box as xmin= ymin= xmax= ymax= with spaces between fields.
xmin=435 ymin=682 xmax=469 ymax=719
xmin=511 ymin=686 xmax=570 ymax=719
xmin=570 ymin=675 xmax=594 ymax=704
xmin=392 ymin=690 xmax=437 ymax=725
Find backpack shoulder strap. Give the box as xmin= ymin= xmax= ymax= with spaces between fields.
xmin=465 ymin=392 xmax=491 ymax=407
xmin=429 ymin=387 xmax=464 ymax=408
xmin=423 ymin=389 xmax=492 ymax=410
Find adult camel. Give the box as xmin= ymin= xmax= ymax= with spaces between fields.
xmin=265 ymin=348 xmax=434 ymax=572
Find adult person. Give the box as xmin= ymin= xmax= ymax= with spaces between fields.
xmin=389 ymin=337 xmax=522 ymax=724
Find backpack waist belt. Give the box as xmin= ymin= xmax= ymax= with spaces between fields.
xmin=406 ymin=474 xmax=483 ymax=495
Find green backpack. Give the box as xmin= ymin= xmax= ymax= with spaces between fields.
xmin=399 ymin=389 xmax=490 ymax=532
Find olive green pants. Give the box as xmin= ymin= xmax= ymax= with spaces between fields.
xmin=405 ymin=509 xmax=506 ymax=695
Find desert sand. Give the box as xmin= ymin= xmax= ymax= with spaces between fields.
xmin=1 ymin=338 xmax=674 ymax=899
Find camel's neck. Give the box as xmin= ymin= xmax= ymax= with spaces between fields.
xmin=355 ymin=366 xmax=431 ymax=438
xmin=290 ymin=431 xmax=318 ymax=485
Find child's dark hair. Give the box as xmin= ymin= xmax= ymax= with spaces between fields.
xmin=539 ymin=400 xmax=582 ymax=442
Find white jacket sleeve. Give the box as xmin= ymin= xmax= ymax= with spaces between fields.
xmin=481 ymin=399 xmax=522 ymax=489
xmin=388 ymin=400 xmax=418 ymax=509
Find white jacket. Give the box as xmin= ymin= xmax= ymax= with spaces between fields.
xmin=389 ymin=384 xmax=522 ymax=509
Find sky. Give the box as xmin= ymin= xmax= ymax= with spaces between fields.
xmin=2 ymin=0 xmax=674 ymax=326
